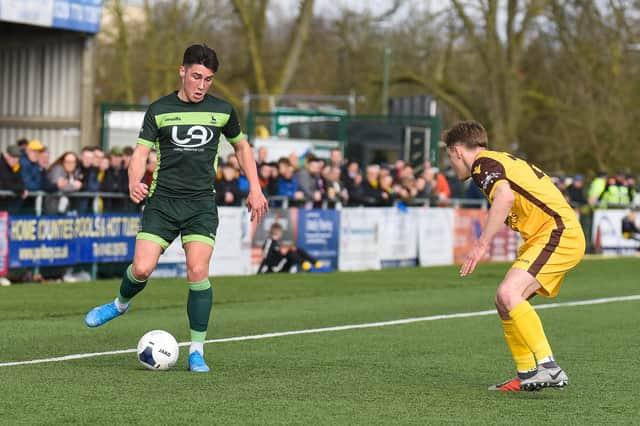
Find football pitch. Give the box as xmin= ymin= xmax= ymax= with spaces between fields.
xmin=1 ymin=258 xmax=639 ymax=425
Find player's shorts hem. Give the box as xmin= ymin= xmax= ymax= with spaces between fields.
xmin=182 ymin=234 xmax=215 ymax=247
xmin=136 ymin=232 xmax=170 ymax=250
xmin=509 ymin=264 xmax=564 ymax=298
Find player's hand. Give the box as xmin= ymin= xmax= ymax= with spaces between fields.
xmin=460 ymin=240 xmax=489 ymax=277
xmin=246 ymin=189 xmax=268 ymax=223
xmin=129 ymin=182 xmax=149 ymax=204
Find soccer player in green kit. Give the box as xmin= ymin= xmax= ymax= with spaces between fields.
xmin=85 ymin=44 xmax=268 ymax=372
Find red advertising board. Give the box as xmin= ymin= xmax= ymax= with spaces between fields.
xmin=453 ymin=209 xmax=518 ymax=264
xmin=453 ymin=209 xmax=489 ymax=264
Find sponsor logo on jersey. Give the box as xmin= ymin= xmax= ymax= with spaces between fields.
xmin=473 ymin=165 xmax=481 ymax=175
xmin=170 ymin=125 xmax=214 ymax=148
xmin=480 ymin=171 xmax=500 ymax=192
xmin=505 ymin=212 xmax=519 ymax=230
xmin=165 ymin=116 xmax=182 ymax=122
xmin=210 ymin=115 xmax=217 ymax=124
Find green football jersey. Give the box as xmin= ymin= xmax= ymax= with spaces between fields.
xmin=137 ymin=91 xmax=244 ymax=199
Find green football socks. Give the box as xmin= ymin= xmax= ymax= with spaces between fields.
xmin=187 ymin=279 xmax=212 ymax=353
xmin=117 ymin=264 xmax=148 ymax=306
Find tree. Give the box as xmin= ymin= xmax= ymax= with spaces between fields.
xmin=97 ymin=0 xmax=237 ymax=105
xmin=520 ymin=1 xmax=640 ymax=173
xmin=227 ymin=0 xmax=315 ymax=110
xmin=96 ymin=0 xmax=135 ymax=104
xmin=446 ymin=0 xmax=547 ymax=151
xmin=93 ymin=0 xmax=640 ymax=175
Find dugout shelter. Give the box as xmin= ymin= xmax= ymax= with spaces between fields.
xmin=0 ymin=0 xmax=102 ymax=160
xmin=247 ymin=111 xmax=440 ymax=170
xmin=245 ymin=94 xmax=440 ymax=169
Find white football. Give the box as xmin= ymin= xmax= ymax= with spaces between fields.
xmin=137 ymin=330 xmax=179 ymax=370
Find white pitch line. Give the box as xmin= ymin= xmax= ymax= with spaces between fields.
xmin=1 ymin=294 xmax=639 ymax=368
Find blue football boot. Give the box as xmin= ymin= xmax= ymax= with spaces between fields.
xmin=85 ymin=300 xmax=128 ymax=328
xmin=188 ymin=351 xmax=210 ymax=373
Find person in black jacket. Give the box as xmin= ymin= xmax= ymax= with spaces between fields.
xmin=101 ymin=148 xmax=127 ymax=212
xmin=37 ymin=149 xmax=58 ymax=192
xmin=346 ymin=172 xmax=367 ymax=206
xmin=0 ymin=145 xmax=27 ymax=213
xmin=361 ymin=164 xmax=389 ymax=206
xmin=258 ymin=222 xmax=320 ymax=273
xmin=214 ymin=162 xmax=242 ymax=206
xmin=75 ymin=147 xmax=100 ymax=213
xmin=566 ymin=174 xmax=588 ymax=209
xmin=622 ymin=208 xmax=640 ymax=242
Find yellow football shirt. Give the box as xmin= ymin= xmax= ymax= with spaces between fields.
xmin=471 ymin=150 xmax=579 ymax=241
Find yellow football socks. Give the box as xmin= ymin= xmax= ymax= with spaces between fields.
xmin=509 ymin=301 xmax=553 ymax=362
xmin=501 ymin=319 xmax=536 ymax=372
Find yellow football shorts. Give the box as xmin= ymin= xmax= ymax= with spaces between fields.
xmin=511 ymin=226 xmax=586 ymax=298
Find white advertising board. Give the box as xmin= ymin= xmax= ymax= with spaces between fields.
xmin=153 ymin=207 xmax=251 ymax=278
xmin=592 ymin=209 xmax=639 ymax=255
xmin=338 ymin=208 xmax=381 ymax=271
xmin=376 ymin=207 xmax=418 ymax=267
xmin=417 ymin=208 xmax=455 ymax=266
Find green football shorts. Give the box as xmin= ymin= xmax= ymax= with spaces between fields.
xmin=137 ymin=195 xmax=219 ymax=250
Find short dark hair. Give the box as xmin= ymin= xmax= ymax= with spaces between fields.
xmin=278 ymin=157 xmax=292 ymax=167
xmin=270 ymin=222 xmax=283 ymax=232
xmin=442 ymin=120 xmax=488 ymax=149
xmin=182 ymin=44 xmax=219 ymax=72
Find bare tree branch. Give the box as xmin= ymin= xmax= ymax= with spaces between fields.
xmin=451 ymin=0 xmax=490 ymax=67
xmin=231 ymin=0 xmax=268 ymax=94
xmin=272 ymin=0 xmax=315 ymax=94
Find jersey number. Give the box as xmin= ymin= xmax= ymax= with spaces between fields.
xmin=507 ymin=154 xmax=546 ymax=179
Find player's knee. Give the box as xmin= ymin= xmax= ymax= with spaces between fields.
xmin=131 ymin=263 xmax=153 ymax=281
xmin=495 ymin=285 xmax=514 ymax=310
xmin=186 ymin=263 xmax=208 ymax=282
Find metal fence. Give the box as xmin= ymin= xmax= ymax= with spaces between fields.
xmin=0 ymin=191 xmax=489 ymax=214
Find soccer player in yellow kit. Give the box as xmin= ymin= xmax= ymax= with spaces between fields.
xmin=442 ymin=121 xmax=586 ymax=392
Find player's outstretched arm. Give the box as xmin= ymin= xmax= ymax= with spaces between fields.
xmin=129 ymin=144 xmax=151 ymax=204
xmin=460 ymin=181 xmax=514 ymax=277
xmin=233 ymin=139 xmax=268 ymax=223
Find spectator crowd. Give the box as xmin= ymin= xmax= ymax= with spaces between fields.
xmin=214 ymin=147 xmax=482 ymax=210
xmin=214 ymin=146 xmax=638 ymax=212
xmin=0 ymin=138 xmax=137 ymax=215
xmin=1 ymin=139 xmax=639 ymax=216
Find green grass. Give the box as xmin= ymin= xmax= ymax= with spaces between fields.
xmin=0 ymin=258 xmax=639 ymax=425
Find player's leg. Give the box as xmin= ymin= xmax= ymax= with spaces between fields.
xmin=510 ymin=228 xmax=584 ymax=390
xmin=85 ymin=238 xmax=165 ymax=327
xmin=488 ymin=288 xmax=537 ymax=392
xmin=183 ymin=240 xmax=214 ymax=372
xmin=85 ymin=195 xmax=176 ymax=328
xmin=496 ymin=268 xmax=568 ymax=391
xmin=117 ymin=238 xmax=164 ymax=307
xmin=179 ymin=196 xmax=219 ymax=371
